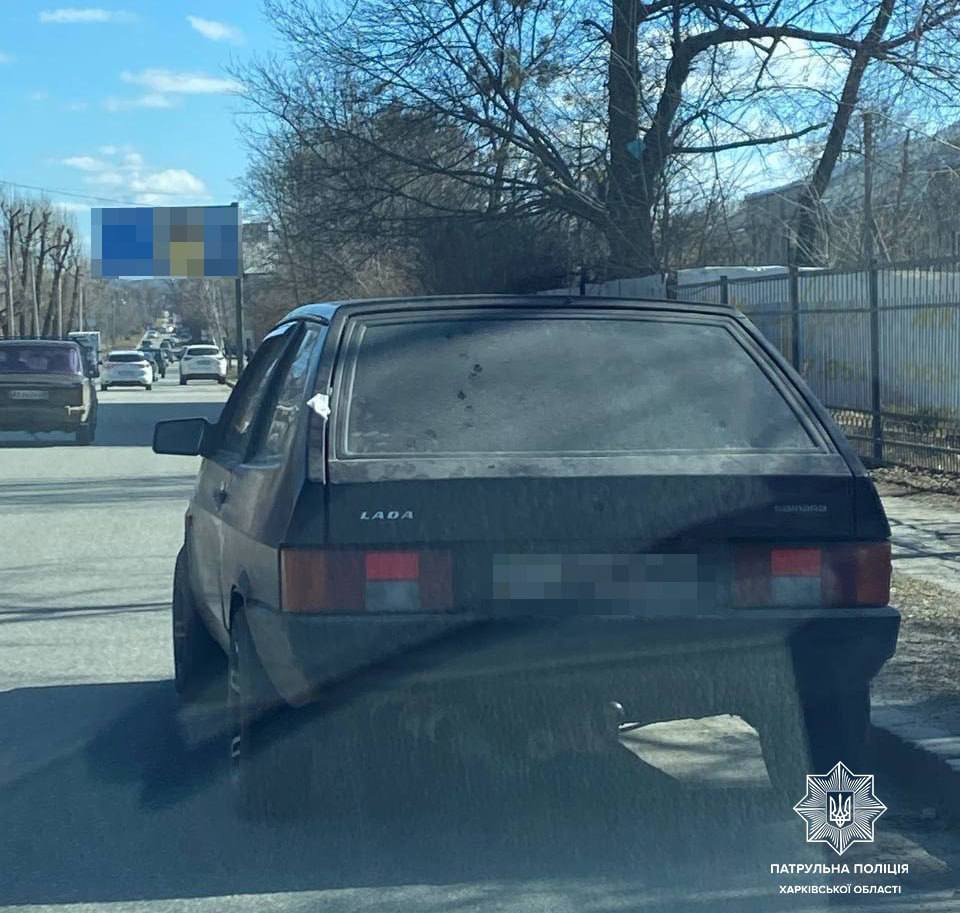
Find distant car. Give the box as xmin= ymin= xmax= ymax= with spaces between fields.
xmin=101 ymin=350 xmax=153 ymax=390
xmin=179 ymin=345 xmax=227 ymax=385
xmin=154 ymin=295 xmax=898 ymax=820
xmin=141 ymin=348 xmax=166 ymax=380
xmin=0 ymin=339 xmax=97 ymax=444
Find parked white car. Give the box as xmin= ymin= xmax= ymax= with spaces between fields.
xmin=179 ymin=345 xmax=228 ymax=385
xmin=101 ymin=350 xmax=153 ymax=390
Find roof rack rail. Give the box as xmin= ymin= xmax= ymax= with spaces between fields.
xmin=0 ymin=334 xmax=85 ymax=342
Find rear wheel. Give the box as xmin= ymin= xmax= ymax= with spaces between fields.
xmin=145 ymin=383 xmax=152 ymax=390
xmin=180 ymin=377 xmax=187 ymax=385
xmin=172 ymin=548 xmax=223 ymax=704
xmin=758 ymin=684 xmax=871 ymax=797
xmin=229 ymin=609 xmax=313 ymax=821
xmin=100 ymin=383 xmax=108 ymax=391
xmin=218 ymin=375 xmax=226 ymax=384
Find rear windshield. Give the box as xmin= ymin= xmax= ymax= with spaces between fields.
xmin=187 ymin=346 xmax=220 ymax=355
xmin=0 ymin=345 xmax=82 ymax=375
xmin=108 ymin=353 xmax=146 ymax=363
xmin=342 ymin=315 xmax=817 ymax=455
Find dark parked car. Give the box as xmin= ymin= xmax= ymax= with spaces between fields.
xmin=0 ymin=339 xmax=98 ymax=444
xmin=153 ymin=296 xmax=899 ymax=820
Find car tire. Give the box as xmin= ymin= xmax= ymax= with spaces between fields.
xmin=758 ymin=684 xmax=871 ymax=797
xmin=75 ymin=424 xmax=95 ymax=446
xmin=100 ymin=384 xmax=108 ymax=391
xmin=172 ymin=548 xmax=224 ymax=704
xmin=145 ymin=383 xmax=152 ymax=390
xmin=229 ymin=609 xmax=314 ymax=822
xmin=180 ymin=377 xmax=187 ymax=385
xmin=218 ymin=375 xmax=226 ymax=385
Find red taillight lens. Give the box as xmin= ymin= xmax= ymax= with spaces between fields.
xmin=281 ymin=548 xmax=453 ymax=613
xmin=821 ymin=542 xmax=891 ymax=607
xmin=733 ymin=542 xmax=890 ymax=608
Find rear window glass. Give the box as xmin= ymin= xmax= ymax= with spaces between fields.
xmin=0 ymin=345 xmax=82 ymax=375
xmin=342 ymin=315 xmax=817 ymax=455
xmin=187 ymin=346 xmax=220 ymax=355
xmin=108 ymin=353 xmax=146 ymax=363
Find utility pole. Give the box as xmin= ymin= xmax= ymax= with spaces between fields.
xmin=30 ymin=250 xmax=40 ymax=337
xmin=78 ymin=284 xmax=84 ymax=332
xmin=4 ymin=227 xmax=13 ymax=339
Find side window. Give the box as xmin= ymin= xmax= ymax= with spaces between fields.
xmin=249 ymin=325 xmax=326 ymax=462
xmin=215 ymin=328 xmax=292 ymax=459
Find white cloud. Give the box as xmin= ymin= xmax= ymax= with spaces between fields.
xmin=29 ymin=90 xmax=51 ymax=102
xmin=53 ymin=200 xmax=91 ymax=213
xmin=103 ymin=93 xmax=177 ymax=112
xmin=0 ymin=51 xmax=14 ymax=64
xmin=121 ymin=68 xmax=241 ymax=95
xmin=39 ymin=8 xmax=136 ymax=24
xmin=130 ymin=169 xmax=206 ymax=196
xmin=187 ymin=15 xmax=243 ymax=44
xmin=88 ymin=171 xmax=125 ymax=186
xmin=55 ymin=147 xmax=210 ymax=204
xmin=62 ymin=155 xmax=108 ymax=171
xmin=64 ymin=100 xmax=90 ymax=112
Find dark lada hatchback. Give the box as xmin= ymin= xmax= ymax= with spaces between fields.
xmin=154 ymin=296 xmax=899 ymax=820
xmin=0 ymin=340 xmax=98 ymax=444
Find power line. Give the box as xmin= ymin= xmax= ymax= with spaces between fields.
xmin=0 ymin=178 xmax=140 ymax=206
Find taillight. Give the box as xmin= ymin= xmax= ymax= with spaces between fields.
xmin=280 ymin=548 xmax=453 ymax=613
xmin=733 ymin=542 xmax=890 ymax=608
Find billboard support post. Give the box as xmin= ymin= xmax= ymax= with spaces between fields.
xmin=232 ymin=202 xmax=245 ymax=373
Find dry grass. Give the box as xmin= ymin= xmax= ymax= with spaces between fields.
xmin=873 ymin=571 xmax=960 ymax=727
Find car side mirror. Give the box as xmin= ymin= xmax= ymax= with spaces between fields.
xmin=87 ymin=366 xmax=98 ymax=378
xmin=153 ymin=417 xmax=213 ymax=456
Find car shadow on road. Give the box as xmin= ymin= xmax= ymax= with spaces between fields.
xmin=0 ymin=678 xmax=814 ymax=910
xmin=0 ymin=474 xmax=198 ymax=509
xmin=0 ymin=399 xmax=224 ymax=449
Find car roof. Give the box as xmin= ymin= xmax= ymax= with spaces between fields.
xmin=109 ymin=349 xmax=145 ymax=356
xmin=277 ymin=294 xmax=737 ymax=327
xmin=186 ymin=343 xmax=220 ymax=349
xmin=0 ymin=339 xmax=82 ymax=348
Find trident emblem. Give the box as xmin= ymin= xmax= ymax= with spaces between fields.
xmin=828 ymin=793 xmax=852 ymax=827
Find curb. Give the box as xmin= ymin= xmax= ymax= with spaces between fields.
xmin=872 ymin=707 xmax=960 ymax=821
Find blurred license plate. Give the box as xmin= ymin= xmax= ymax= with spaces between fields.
xmin=9 ymin=389 xmax=48 ymax=400
xmin=493 ymin=553 xmax=699 ymax=611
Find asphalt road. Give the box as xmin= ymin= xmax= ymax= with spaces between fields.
xmin=0 ymin=367 xmax=958 ymax=912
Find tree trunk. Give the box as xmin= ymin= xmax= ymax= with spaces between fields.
xmin=792 ymin=0 xmax=893 ymax=266
xmin=33 ymin=214 xmax=51 ymax=333
xmin=606 ymin=0 xmax=654 ymax=277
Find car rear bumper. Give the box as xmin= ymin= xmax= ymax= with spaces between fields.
xmin=245 ymin=603 xmax=900 ymax=719
xmin=104 ymin=377 xmax=150 ymax=385
xmin=0 ymin=404 xmax=91 ymax=431
xmin=181 ymin=372 xmax=224 ymax=379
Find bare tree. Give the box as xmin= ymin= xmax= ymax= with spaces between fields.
xmin=240 ymin=0 xmax=960 ymax=280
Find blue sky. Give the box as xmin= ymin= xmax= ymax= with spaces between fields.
xmin=0 ymin=3 xmax=278 ymax=248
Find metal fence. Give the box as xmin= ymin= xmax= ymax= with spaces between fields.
xmin=678 ymin=259 xmax=960 ymax=472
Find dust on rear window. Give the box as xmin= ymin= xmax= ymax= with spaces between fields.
xmin=342 ymin=315 xmax=819 ymax=456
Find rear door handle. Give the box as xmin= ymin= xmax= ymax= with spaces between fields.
xmin=213 ymin=483 xmax=229 ymax=508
